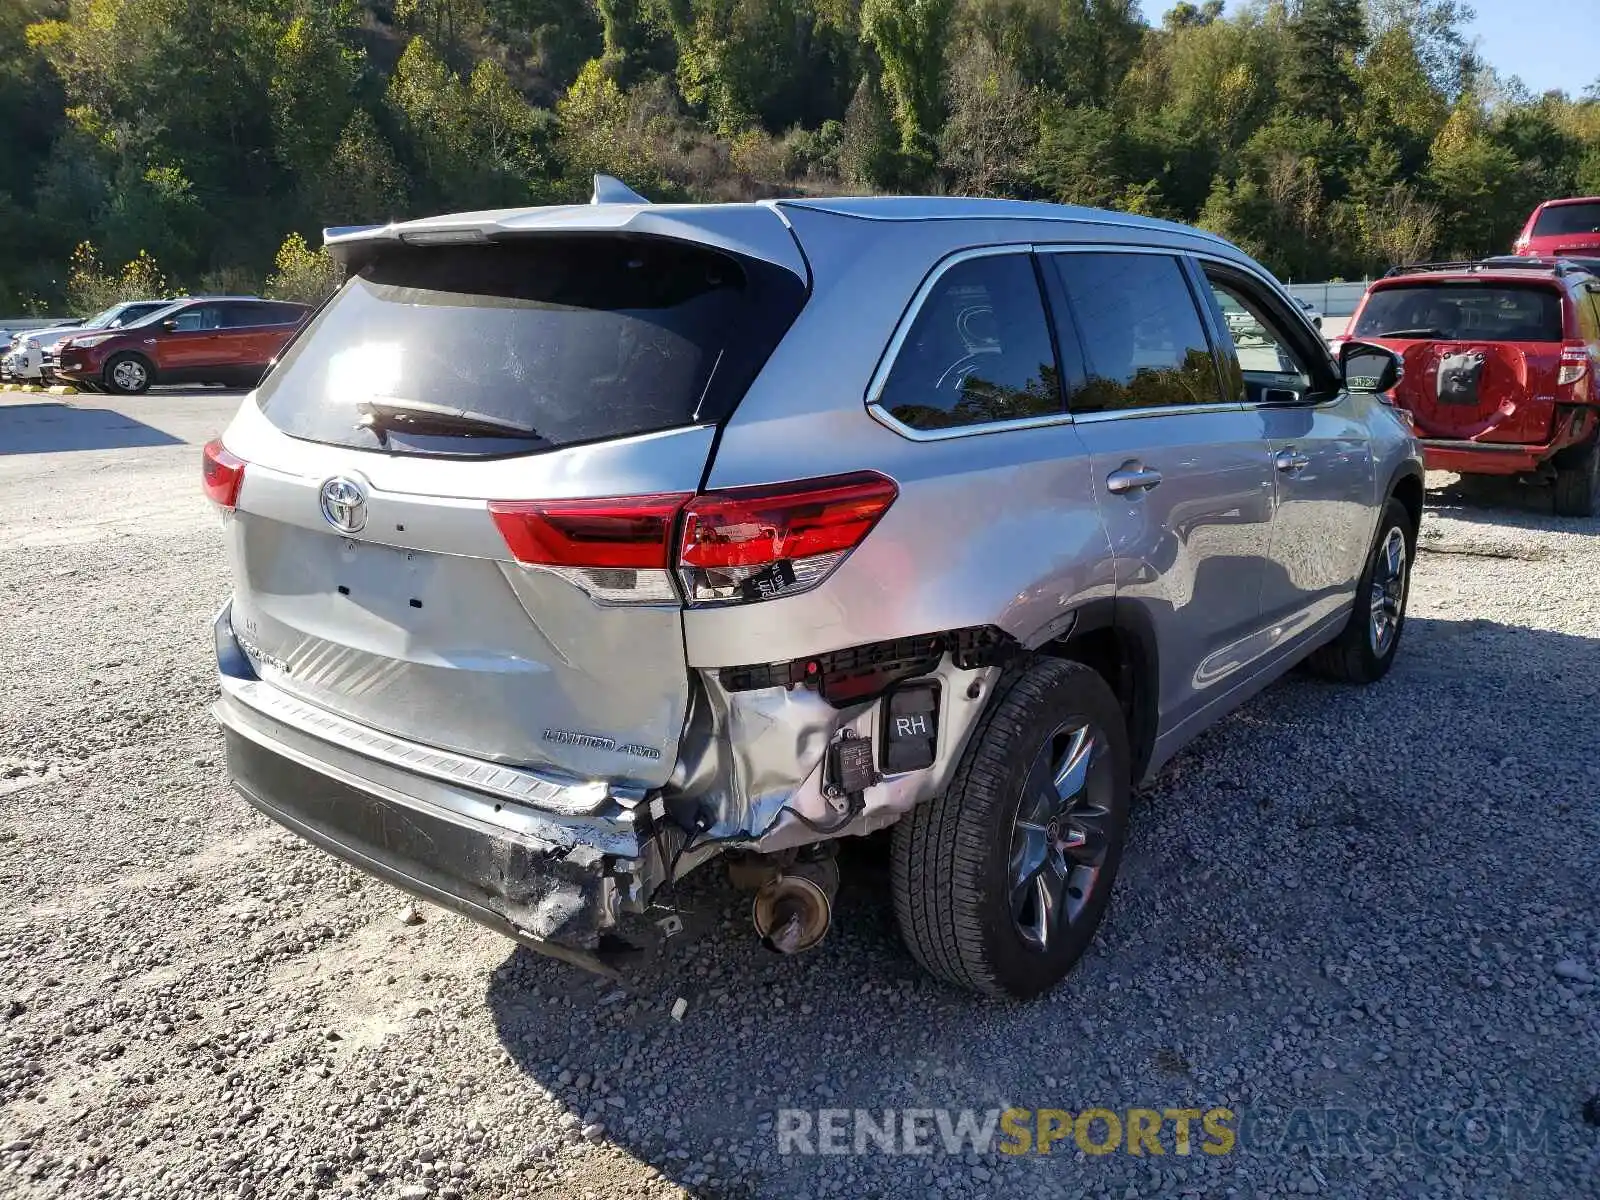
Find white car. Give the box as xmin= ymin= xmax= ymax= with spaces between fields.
xmin=6 ymin=299 xmax=175 ymax=381
xmin=1295 ymin=297 xmax=1324 ymax=328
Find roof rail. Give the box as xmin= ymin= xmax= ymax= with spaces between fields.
xmin=1386 ymin=257 xmax=1597 ymax=279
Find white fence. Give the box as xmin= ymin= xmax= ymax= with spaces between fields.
xmin=1284 ymin=281 xmax=1372 ymax=318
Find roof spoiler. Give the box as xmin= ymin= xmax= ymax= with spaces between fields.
xmin=591 ymin=174 xmax=650 ymax=206
xmin=322 ymin=224 xmax=387 ymax=245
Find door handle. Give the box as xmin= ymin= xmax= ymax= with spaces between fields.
xmin=1274 ymin=448 xmax=1311 ymax=473
xmin=1105 ymin=464 xmax=1164 ymax=494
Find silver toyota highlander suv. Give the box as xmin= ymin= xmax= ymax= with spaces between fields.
xmin=205 ymin=179 xmax=1421 ymax=999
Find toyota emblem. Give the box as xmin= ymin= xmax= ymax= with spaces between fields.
xmin=319 ymin=476 xmax=368 ymax=534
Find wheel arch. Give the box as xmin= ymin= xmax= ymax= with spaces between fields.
xmin=1037 ymin=599 xmax=1160 ymax=782
xmin=1386 ymin=463 xmax=1424 ymax=538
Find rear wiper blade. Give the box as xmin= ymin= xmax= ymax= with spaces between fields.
xmin=356 ymin=397 xmax=542 ymax=442
xmin=1372 ymin=327 xmax=1449 ymax=339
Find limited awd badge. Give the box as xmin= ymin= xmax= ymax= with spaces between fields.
xmin=319 ymin=475 xmax=368 ymax=534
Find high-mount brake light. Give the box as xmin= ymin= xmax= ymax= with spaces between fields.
xmin=1558 ymin=341 xmax=1590 ymax=387
xmin=201 ymin=438 xmax=246 ymax=509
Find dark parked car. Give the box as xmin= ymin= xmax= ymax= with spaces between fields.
xmin=56 ymin=297 xmax=310 ymax=394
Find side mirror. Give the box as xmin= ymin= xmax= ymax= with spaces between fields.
xmin=161 ymin=318 xmax=178 ymax=333
xmin=1339 ymin=341 xmax=1402 ymax=393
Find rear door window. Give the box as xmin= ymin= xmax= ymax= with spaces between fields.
xmin=1353 ymin=284 xmax=1564 ymax=342
xmin=257 ymin=236 xmax=802 ymax=457
xmin=171 ymin=304 xmax=224 ymax=332
xmin=1533 ymin=202 xmax=1600 ymax=237
xmin=1044 ymin=252 xmax=1223 ymax=413
xmin=873 ymin=252 xmax=1063 ymax=431
xmin=1202 ymin=271 xmax=1322 ymax=403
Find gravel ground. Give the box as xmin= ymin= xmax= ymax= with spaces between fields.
xmin=2 ymin=392 xmax=1597 ymax=1200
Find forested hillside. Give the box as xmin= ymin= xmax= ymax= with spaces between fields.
xmin=0 ymin=0 xmax=1596 ymax=311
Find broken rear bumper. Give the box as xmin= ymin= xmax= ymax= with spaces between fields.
xmin=1419 ymin=407 xmax=1596 ymax=476
xmin=212 ymin=604 xmax=666 ymax=975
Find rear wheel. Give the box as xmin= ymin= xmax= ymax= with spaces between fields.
xmin=891 ymin=658 xmax=1131 ymax=1000
xmin=104 ymin=353 xmax=152 ymax=395
xmin=1308 ymin=497 xmax=1414 ymax=684
xmin=1553 ymin=437 xmax=1599 ymax=518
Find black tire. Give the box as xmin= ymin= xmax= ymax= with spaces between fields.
xmin=1307 ymin=497 xmax=1414 ymax=684
xmin=891 ymin=658 xmax=1131 ymax=1000
xmin=104 ymin=352 xmax=153 ymax=395
xmin=1553 ymin=438 xmax=1599 ymax=518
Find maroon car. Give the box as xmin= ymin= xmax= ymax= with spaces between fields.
xmin=56 ymin=297 xmax=309 ymax=395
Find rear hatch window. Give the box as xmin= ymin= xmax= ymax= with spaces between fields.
xmin=256 ymin=235 xmax=805 ymax=457
xmin=1353 ymin=283 xmax=1564 ymax=342
xmin=1533 ymin=202 xmax=1600 ymax=237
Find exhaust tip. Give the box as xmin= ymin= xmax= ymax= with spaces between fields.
xmin=752 ymin=874 xmax=833 ymax=955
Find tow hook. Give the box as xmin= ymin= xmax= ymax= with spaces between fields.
xmin=727 ymin=847 xmax=840 ymax=955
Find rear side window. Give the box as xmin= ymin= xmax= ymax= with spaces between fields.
xmin=170 ymin=304 xmax=223 ymax=332
xmin=1353 ymin=284 xmax=1563 ymax=342
xmin=267 ymin=303 xmax=307 ymax=325
xmin=257 ymin=236 xmax=804 ymax=457
xmin=1533 ymin=202 xmax=1600 ymax=237
xmin=874 ymin=253 xmax=1062 ymax=431
xmin=221 ymin=303 xmax=270 ymax=328
xmin=1046 ymin=253 xmax=1222 ymax=413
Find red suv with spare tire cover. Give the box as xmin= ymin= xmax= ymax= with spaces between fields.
xmin=56 ymin=297 xmax=310 ymax=395
xmin=1337 ymin=259 xmax=1600 ymax=515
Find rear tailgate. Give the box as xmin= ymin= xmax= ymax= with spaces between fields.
xmin=1351 ymin=279 xmax=1566 ymax=443
xmin=218 ymin=225 xmax=806 ymax=787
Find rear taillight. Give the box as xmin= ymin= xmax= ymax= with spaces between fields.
xmin=489 ymin=494 xmax=691 ymax=570
xmin=1559 ymin=341 xmax=1590 ymax=387
xmin=489 ymin=494 xmax=690 ymax=605
xmin=201 ymin=438 xmax=245 ymax=509
xmin=490 ymin=472 xmax=898 ymax=607
xmin=678 ymin=472 xmax=898 ymax=604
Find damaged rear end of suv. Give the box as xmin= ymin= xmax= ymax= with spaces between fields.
xmin=208 ymin=182 xmax=1419 ymax=999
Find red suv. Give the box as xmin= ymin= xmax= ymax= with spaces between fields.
xmin=1514 ymin=197 xmax=1600 ymax=258
xmin=1340 ymin=259 xmax=1600 ymax=515
xmin=56 ymin=297 xmax=309 ymax=395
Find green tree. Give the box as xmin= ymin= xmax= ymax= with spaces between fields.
xmin=1284 ymin=0 xmax=1366 ymax=126
xmin=860 ymin=0 xmax=953 ymax=167
xmin=265 ymin=231 xmax=342 ymax=304
xmin=314 ymin=109 xmax=410 ymax=224
xmin=271 ymin=5 xmax=363 ymax=177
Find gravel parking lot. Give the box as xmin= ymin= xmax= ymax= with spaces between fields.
xmin=2 ymin=391 xmax=1597 ymax=1200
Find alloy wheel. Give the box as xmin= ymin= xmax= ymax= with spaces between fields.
xmin=1368 ymin=526 xmax=1407 ymax=657
xmin=1007 ymin=722 xmax=1115 ymax=953
xmin=113 ymin=360 xmax=147 ymax=391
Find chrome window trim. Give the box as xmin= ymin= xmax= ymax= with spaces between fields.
xmin=863 ymin=239 xmax=1303 ymax=442
xmin=1071 ymin=400 xmax=1252 ymax=424
xmin=865 ymin=243 xmax=1071 ymax=443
